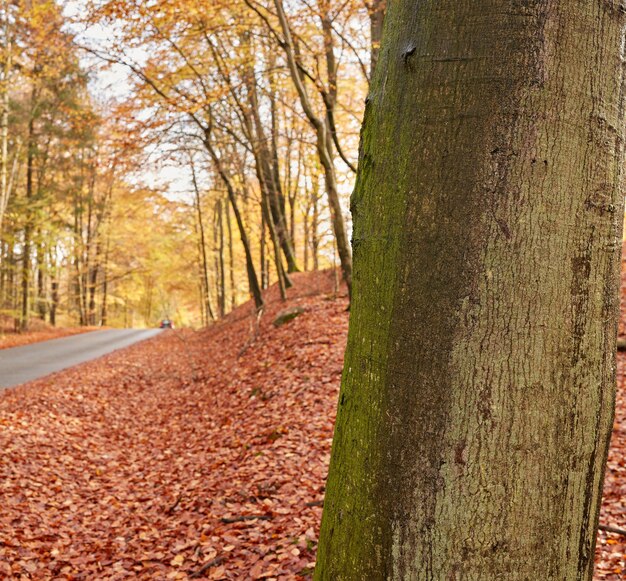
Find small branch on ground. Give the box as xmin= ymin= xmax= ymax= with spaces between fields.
xmin=617 ymin=338 xmax=626 ymax=351
xmin=220 ymin=514 xmax=272 ymax=523
xmin=599 ymin=523 xmax=626 ymax=536
xmin=238 ymin=308 xmax=264 ymax=358
xmin=166 ymin=493 xmax=183 ymax=515
xmin=305 ymin=500 xmax=324 ymax=508
xmin=190 ymin=556 xmax=226 ymax=578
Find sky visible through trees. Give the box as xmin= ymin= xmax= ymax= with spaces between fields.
xmin=0 ymin=0 xmax=378 ymax=330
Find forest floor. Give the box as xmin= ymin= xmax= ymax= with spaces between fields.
xmin=0 ymin=269 xmax=624 ymax=579
xmin=0 ymin=319 xmax=97 ymax=350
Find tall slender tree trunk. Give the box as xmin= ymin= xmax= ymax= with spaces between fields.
xmin=190 ymin=159 xmax=215 ymax=322
xmin=100 ymin=240 xmax=109 ymax=327
xmin=273 ymin=0 xmax=352 ymax=295
xmin=226 ymin=201 xmax=236 ymax=309
xmin=88 ymin=246 xmax=100 ymax=326
xmin=0 ymin=0 xmax=10 ymax=240
xmin=202 ymin=133 xmax=264 ymax=311
xmin=49 ymin=246 xmax=58 ymax=327
xmin=311 ymin=174 xmax=320 ymax=272
xmin=367 ymin=0 xmax=385 ymax=76
xmin=20 ymin=109 xmax=36 ymax=331
xmin=316 ymin=2 xmax=626 ymax=579
xmin=216 ymin=199 xmax=226 ymax=317
xmin=262 ymin=187 xmax=287 ymax=301
xmin=36 ymin=240 xmax=46 ymax=321
xmin=260 ymin=209 xmax=268 ymax=290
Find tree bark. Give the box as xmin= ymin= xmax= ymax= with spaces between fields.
xmin=316 ymin=2 xmax=626 ymax=579
xmin=226 ymin=201 xmax=236 ymax=309
xmin=20 ymin=105 xmax=36 ymax=332
xmin=0 ymin=0 xmax=11 ymax=239
xmin=216 ymin=198 xmax=226 ymax=318
xmin=36 ymin=240 xmax=46 ymax=321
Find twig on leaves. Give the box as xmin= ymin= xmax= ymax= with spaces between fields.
xmin=599 ymin=523 xmax=626 ymax=536
xmin=166 ymin=493 xmax=183 ymax=515
xmin=305 ymin=500 xmax=324 ymax=508
xmin=238 ymin=307 xmax=264 ymax=358
xmin=190 ymin=556 xmax=227 ymax=578
xmin=220 ymin=514 xmax=272 ymax=523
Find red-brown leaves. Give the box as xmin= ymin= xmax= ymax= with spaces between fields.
xmin=0 ymin=325 xmax=96 ymax=350
xmin=1 ymin=268 xmax=625 ymax=579
xmin=0 ymin=271 xmax=345 ymax=579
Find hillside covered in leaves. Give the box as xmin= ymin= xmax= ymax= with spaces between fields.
xmin=0 ymin=269 xmax=625 ymax=579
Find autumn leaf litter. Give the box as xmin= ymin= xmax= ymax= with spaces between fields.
xmin=0 ymin=268 xmax=625 ymax=579
xmin=0 ymin=272 xmax=346 ymax=579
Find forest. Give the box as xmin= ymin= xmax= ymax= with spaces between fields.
xmin=2 ymin=1 xmax=626 ymax=580
xmin=0 ymin=0 xmax=379 ymax=330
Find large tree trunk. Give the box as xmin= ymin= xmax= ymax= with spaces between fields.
xmin=316 ymin=2 xmax=626 ymax=579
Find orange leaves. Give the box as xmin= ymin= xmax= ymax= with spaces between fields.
xmin=0 ymin=325 xmax=95 ymax=350
xmin=0 ymin=271 xmax=347 ymax=579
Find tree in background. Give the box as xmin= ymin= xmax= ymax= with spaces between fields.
xmin=316 ymin=1 xmax=626 ymax=579
xmin=0 ymin=0 xmax=381 ymax=329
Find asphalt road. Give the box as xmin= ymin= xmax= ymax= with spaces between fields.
xmin=0 ymin=329 xmax=163 ymax=389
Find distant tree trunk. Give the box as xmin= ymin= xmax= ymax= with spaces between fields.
xmin=262 ymin=188 xmax=287 ymax=301
xmin=273 ymin=0 xmax=352 ymax=295
xmin=202 ymin=132 xmax=264 ymax=311
xmin=36 ymin=240 xmax=46 ymax=321
xmin=216 ymin=199 xmax=226 ymax=317
xmin=260 ymin=208 xmax=268 ymax=290
xmin=0 ymin=0 xmax=11 ymax=239
xmin=88 ymin=248 xmax=99 ymax=326
xmin=311 ymin=174 xmax=320 ymax=271
xmin=190 ymin=159 xmax=215 ymax=322
xmin=366 ymin=0 xmax=385 ymax=75
xmin=253 ymin=71 xmax=298 ymax=274
xmin=316 ymin=2 xmax=626 ymax=579
xmin=49 ymin=247 xmax=58 ymax=327
xmin=100 ymin=246 xmax=109 ymax=327
xmin=303 ymin=199 xmax=310 ymax=272
xmin=226 ymin=201 xmax=236 ymax=309
xmin=20 ymin=107 xmax=36 ymax=331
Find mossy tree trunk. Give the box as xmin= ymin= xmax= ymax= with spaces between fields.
xmin=315 ymin=2 xmax=626 ymax=579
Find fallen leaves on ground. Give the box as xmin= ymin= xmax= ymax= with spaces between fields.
xmin=0 ymin=322 xmax=97 ymax=350
xmin=0 ymin=271 xmax=346 ymax=579
xmin=0 ymin=268 xmax=625 ymax=579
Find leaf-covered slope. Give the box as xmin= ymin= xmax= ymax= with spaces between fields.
xmin=0 ymin=266 xmax=624 ymax=579
xmin=0 ymin=270 xmax=347 ymax=579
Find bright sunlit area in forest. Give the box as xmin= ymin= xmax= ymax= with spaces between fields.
xmin=2 ymin=1 xmax=626 ymax=580
xmin=0 ymin=0 xmax=366 ymax=332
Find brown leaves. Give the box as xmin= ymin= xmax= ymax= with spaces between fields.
xmin=0 ymin=323 xmax=95 ymax=350
xmin=0 ymin=271 xmax=346 ymax=579
xmin=2 ymin=266 xmax=624 ymax=579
